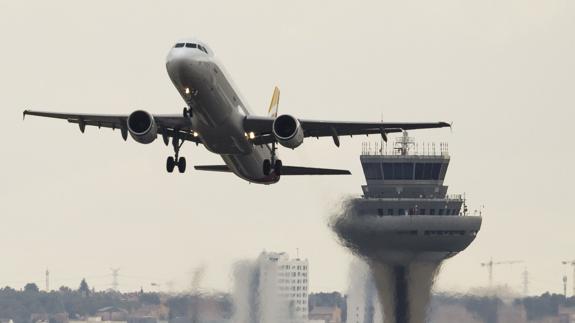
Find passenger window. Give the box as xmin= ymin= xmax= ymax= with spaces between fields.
xmin=175 ymin=43 xmax=185 ymax=48
xmin=430 ymin=209 xmax=436 ymax=215
xmin=387 ymin=209 xmax=394 ymax=216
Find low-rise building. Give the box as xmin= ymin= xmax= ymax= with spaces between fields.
xmin=308 ymin=306 xmax=341 ymax=323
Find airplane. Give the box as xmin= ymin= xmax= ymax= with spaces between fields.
xmin=23 ymin=38 xmax=450 ymax=185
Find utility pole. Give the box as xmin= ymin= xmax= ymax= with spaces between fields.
xmin=480 ymin=259 xmax=523 ymax=287
xmin=111 ymin=268 xmax=120 ymax=291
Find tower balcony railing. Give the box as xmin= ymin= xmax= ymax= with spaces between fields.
xmin=360 ymin=194 xmax=464 ymax=201
xmin=361 ymin=141 xmax=450 ymax=157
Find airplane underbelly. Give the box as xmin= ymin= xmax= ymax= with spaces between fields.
xmin=221 ymin=146 xmax=278 ymax=184
xmin=200 ymin=133 xmax=247 ymax=154
xmin=179 ymin=61 xmax=241 ymax=127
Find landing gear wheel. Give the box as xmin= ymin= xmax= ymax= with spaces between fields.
xmin=166 ymin=156 xmax=175 ymax=173
xmin=177 ymin=157 xmax=187 ymax=173
xmin=183 ymin=107 xmax=192 ymax=118
xmin=274 ymin=159 xmax=283 ymax=176
xmin=263 ymin=159 xmax=271 ymax=176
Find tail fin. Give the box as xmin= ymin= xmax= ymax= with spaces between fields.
xmin=267 ymin=86 xmax=280 ymax=117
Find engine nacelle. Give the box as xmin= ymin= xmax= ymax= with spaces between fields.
xmin=127 ymin=110 xmax=157 ymax=144
xmin=272 ymin=114 xmax=304 ymax=148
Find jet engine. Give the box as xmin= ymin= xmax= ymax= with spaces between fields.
xmin=272 ymin=114 xmax=304 ymax=148
xmin=127 ymin=110 xmax=157 ymax=144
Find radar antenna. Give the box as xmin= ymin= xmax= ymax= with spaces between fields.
xmin=394 ymin=131 xmax=414 ymax=156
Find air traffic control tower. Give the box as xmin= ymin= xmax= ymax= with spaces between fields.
xmin=333 ymin=132 xmax=482 ymax=323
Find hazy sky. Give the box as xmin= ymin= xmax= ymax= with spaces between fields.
xmin=1 ymin=0 xmax=574 ymax=296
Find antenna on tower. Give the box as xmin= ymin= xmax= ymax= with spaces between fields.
xmin=564 ymin=275 xmax=568 ymax=297
xmin=45 ymin=269 xmax=50 ymax=292
xmin=522 ymin=268 xmax=529 ymax=296
xmin=562 ymin=260 xmax=575 ymax=297
xmin=394 ymin=131 xmax=413 ymax=156
xmin=111 ymin=268 xmax=120 ymax=291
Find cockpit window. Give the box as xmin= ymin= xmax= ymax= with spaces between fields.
xmin=175 ymin=42 xmax=209 ymax=54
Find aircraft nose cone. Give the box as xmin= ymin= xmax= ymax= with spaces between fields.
xmin=166 ymin=49 xmax=190 ymax=71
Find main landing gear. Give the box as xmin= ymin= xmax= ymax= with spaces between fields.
xmin=167 ymin=133 xmax=186 ymax=173
xmin=263 ymin=142 xmax=282 ymax=176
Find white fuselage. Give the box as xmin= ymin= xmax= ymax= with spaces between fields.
xmin=165 ymin=42 xmax=279 ymax=184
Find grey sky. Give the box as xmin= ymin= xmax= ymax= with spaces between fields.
xmin=1 ymin=0 xmax=574 ymax=295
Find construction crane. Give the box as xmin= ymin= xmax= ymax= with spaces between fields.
xmin=480 ymin=259 xmax=523 ymax=287
xmin=562 ymin=260 xmax=575 ymax=296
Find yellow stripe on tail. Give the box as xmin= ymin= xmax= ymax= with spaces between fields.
xmin=267 ymin=86 xmax=280 ymax=117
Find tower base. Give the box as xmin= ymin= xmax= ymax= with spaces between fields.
xmin=370 ymin=261 xmax=441 ymax=323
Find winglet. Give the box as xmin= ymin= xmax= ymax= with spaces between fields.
xmin=267 ymin=86 xmax=280 ymax=118
xmin=23 ymin=110 xmax=28 ymax=120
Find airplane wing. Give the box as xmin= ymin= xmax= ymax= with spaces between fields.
xmin=195 ymin=164 xmax=350 ymax=175
xmin=22 ymin=110 xmax=201 ymax=144
xmin=243 ymin=116 xmax=450 ymax=146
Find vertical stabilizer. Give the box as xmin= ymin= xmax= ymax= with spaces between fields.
xmin=268 ymin=86 xmax=280 ymax=117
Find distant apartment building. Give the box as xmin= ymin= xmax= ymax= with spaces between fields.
xmin=258 ymin=251 xmax=309 ymax=323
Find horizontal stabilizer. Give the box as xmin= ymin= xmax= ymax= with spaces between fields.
xmin=194 ymin=165 xmax=232 ymax=172
xmin=194 ymin=165 xmax=350 ymax=175
xmin=281 ymin=166 xmax=350 ymax=175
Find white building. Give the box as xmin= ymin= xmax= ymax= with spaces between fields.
xmin=258 ymin=251 xmax=309 ymax=323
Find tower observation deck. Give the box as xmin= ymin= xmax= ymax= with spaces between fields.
xmin=332 ymin=132 xmax=482 ymax=323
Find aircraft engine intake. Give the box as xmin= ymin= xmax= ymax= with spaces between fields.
xmin=272 ymin=114 xmax=304 ymax=148
xmin=127 ymin=110 xmax=157 ymax=144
